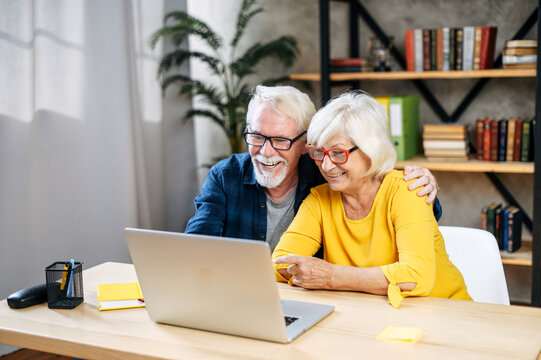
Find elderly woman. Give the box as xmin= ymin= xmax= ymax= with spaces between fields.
xmin=272 ymin=91 xmax=471 ymax=305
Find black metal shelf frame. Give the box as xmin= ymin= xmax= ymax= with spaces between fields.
xmin=318 ymin=0 xmax=540 ymax=306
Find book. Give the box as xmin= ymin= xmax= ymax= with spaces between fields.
xmin=405 ymin=30 xmax=415 ymax=72
xmin=436 ymin=28 xmax=443 ymax=71
xmin=430 ymin=29 xmax=437 ymax=71
xmin=481 ymin=206 xmax=488 ymax=230
xmin=442 ymin=27 xmax=450 ymax=71
xmin=502 ymin=206 xmax=510 ymax=251
xmin=423 ymin=132 xmax=467 ymax=140
xmin=482 ymin=118 xmax=491 ymax=161
xmin=473 ymin=26 xmax=482 ymax=70
xmin=502 ymin=62 xmax=537 ymax=69
xmin=424 ymin=148 xmax=468 ymax=157
xmin=423 ymin=139 xmax=467 ymax=150
xmin=388 ymin=95 xmax=420 ymax=161
xmin=521 ymin=118 xmax=532 ymax=162
xmin=495 ymin=206 xmax=503 ymax=249
xmin=490 ymin=119 xmax=499 ymax=161
xmin=97 ymin=282 xmax=145 ymax=311
xmin=455 ymin=28 xmax=463 ymax=70
xmin=503 ymin=47 xmax=537 ymax=56
xmin=479 ymin=26 xmax=498 ymax=69
xmin=414 ymin=29 xmax=423 ymax=72
xmin=486 ymin=202 xmax=502 ymax=238
xmin=498 ymin=118 xmax=508 ymax=162
xmin=425 ymin=156 xmax=469 ymax=161
xmin=462 ymin=26 xmax=475 ymax=71
xmin=476 ymin=118 xmax=484 ymax=160
xmin=513 ymin=118 xmax=523 ymax=161
xmin=423 ymin=124 xmax=468 ymax=134
xmin=331 ymin=58 xmax=363 ymax=67
xmin=502 ymin=55 xmax=537 ymax=65
xmin=506 ymin=118 xmax=516 ymax=161
xmin=375 ymin=95 xmax=392 ymax=117
xmin=449 ymin=28 xmax=456 ymax=70
xmin=506 ymin=206 xmax=522 ymax=252
xmin=504 ymin=39 xmax=537 ymax=48
xmin=423 ymin=29 xmax=431 ymax=71
xmin=330 ymin=66 xmax=362 ymax=73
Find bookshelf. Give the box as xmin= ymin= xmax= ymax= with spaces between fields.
xmin=303 ymin=0 xmax=540 ymax=306
xmin=290 ymin=69 xmax=536 ymax=81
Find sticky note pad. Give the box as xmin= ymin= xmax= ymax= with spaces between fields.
xmin=97 ymin=282 xmax=145 ymax=311
xmin=377 ymin=326 xmax=423 ymax=344
xmin=387 ymin=283 xmax=403 ymax=309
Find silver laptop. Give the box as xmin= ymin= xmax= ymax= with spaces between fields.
xmin=125 ymin=228 xmax=334 ymax=343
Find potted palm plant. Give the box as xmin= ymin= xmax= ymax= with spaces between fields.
xmin=150 ymin=0 xmax=301 ymax=157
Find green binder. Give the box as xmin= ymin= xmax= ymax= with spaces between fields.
xmin=388 ymin=94 xmax=420 ymax=161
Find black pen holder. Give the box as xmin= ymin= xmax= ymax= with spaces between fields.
xmin=45 ymin=261 xmax=84 ymax=309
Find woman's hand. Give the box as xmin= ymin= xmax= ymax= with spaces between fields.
xmin=274 ymin=255 xmax=335 ymax=289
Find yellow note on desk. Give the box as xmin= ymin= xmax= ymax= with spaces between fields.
xmin=97 ymin=282 xmax=145 ymax=311
xmin=377 ymin=326 xmax=423 ymax=344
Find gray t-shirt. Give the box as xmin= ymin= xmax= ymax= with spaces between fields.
xmin=266 ymin=189 xmax=297 ymax=252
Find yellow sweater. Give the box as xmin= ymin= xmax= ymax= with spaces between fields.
xmin=272 ymin=170 xmax=471 ymax=301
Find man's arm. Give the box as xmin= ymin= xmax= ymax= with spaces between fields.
xmin=403 ymin=165 xmax=442 ymax=221
xmin=185 ymin=167 xmax=227 ymax=236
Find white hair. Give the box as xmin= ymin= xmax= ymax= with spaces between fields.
xmin=307 ymin=91 xmax=396 ymax=179
xmin=246 ymin=85 xmax=316 ymax=132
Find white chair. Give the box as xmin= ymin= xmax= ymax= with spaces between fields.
xmin=439 ymin=226 xmax=510 ymax=305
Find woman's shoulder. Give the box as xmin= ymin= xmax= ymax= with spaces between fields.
xmin=381 ymin=169 xmax=407 ymax=190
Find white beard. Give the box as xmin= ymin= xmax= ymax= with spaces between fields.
xmin=252 ymin=154 xmax=288 ymax=189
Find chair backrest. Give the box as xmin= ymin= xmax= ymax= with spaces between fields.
xmin=439 ymin=226 xmax=510 ymax=305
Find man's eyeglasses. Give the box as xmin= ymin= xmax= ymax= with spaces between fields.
xmin=307 ymin=145 xmax=358 ymax=164
xmin=244 ymin=131 xmax=306 ymax=150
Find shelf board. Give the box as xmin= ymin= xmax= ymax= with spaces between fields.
xmin=501 ymin=241 xmax=532 ymax=266
xmin=394 ymin=155 xmax=534 ymax=173
xmin=289 ymin=69 xmax=536 ymax=81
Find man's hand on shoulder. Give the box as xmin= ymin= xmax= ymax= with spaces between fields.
xmin=403 ymin=165 xmax=439 ymax=204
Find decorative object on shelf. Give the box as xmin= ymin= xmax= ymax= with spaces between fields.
xmin=405 ymin=26 xmax=498 ymax=72
xmin=149 ymin=0 xmax=300 ymax=158
xmin=368 ymin=37 xmax=393 ymax=72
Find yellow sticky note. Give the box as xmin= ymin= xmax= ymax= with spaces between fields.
xmin=387 ymin=283 xmax=403 ymax=309
xmin=377 ymin=326 xmax=423 ymax=344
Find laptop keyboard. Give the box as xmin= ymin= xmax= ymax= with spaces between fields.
xmin=284 ymin=316 xmax=299 ymax=326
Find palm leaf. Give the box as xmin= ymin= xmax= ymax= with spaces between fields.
xmin=231 ymin=0 xmax=264 ymax=48
xmin=230 ymin=36 xmax=299 ymax=78
xmin=157 ymin=49 xmax=221 ymax=76
xmin=150 ymin=12 xmax=223 ymax=50
xmin=184 ymin=108 xmax=226 ymax=130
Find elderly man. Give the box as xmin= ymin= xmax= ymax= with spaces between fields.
xmin=185 ymin=85 xmax=441 ymax=252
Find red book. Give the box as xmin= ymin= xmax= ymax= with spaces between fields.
xmin=476 ymin=118 xmax=484 ymax=160
xmin=404 ymin=29 xmax=415 ymax=72
xmin=423 ymin=29 xmax=431 ymax=71
xmin=490 ymin=119 xmax=499 ymax=161
xmin=514 ymin=118 xmax=523 ymax=161
xmin=483 ymin=119 xmax=492 ymax=161
xmin=479 ymin=26 xmax=498 ymax=70
xmin=331 ymin=58 xmax=363 ymax=67
xmin=436 ymin=28 xmax=443 ymax=71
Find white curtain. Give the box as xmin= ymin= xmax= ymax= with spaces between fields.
xmin=0 ymin=0 xmax=181 ymax=302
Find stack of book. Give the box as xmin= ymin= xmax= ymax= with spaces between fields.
xmin=475 ymin=117 xmax=533 ymax=162
xmin=330 ymin=58 xmax=365 ymax=73
xmin=422 ymin=124 xmax=469 ymax=161
xmin=502 ymin=40 xmax=537 ymax=70
xmin=404 ymin=26 xmax=497 ymax=72
xmin=481 ymin=203 xmax=522 ymax=252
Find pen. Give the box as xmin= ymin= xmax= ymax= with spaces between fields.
xmin=60 ymin=262 xmax=69 ymax=290
xmin=68 ymin=259 xmax=75 ymax=298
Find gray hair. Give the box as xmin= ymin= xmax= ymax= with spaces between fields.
xmin=307 ymin=91 xmax=396 ymax=179
xmin=246 ymin=85 xmax=316 ymax=132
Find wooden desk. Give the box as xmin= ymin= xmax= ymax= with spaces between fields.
xmin=1 ymin=262 xmax=540 ymax=359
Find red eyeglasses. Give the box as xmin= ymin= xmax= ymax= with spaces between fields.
xmin=307 ymin=145 xmax=358 ymax=164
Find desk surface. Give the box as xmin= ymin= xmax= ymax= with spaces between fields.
xmin=1 ymin=262 xmax=540 ymax=360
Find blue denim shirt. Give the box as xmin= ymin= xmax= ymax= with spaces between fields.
xmin=185 ymin=152 xmax=442 ymax=241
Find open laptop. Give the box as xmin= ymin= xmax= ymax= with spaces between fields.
xmin=125 ymin=228 xmax=334 ymax=343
